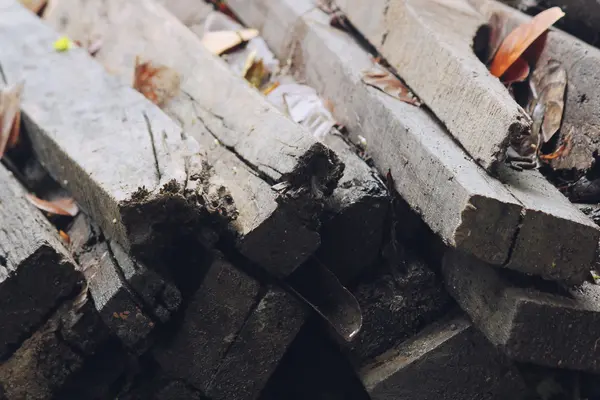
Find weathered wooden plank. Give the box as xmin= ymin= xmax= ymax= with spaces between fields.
xmin=154 ymin=0 xmax=213 ymax=37
xmin=0 ymin=165 xmax=83 ymax=360
xmin=360 ymin=314 xmax=527 ymax=400
xmin=226 ymin=0 xmax=600 ymax=282
xmin=443 ymin=250 xmax=600 ymax=372
xmin=471 ymin=0 xmax=600 ymax=172
xmin=206 ymin=286 xmax=307 ymax=400
xmin=42 ymin=0 xmax=337 ymax=277
xmin=335 ymin=0 xmax=531 ymax=172
xmin=0 ymin=296 xmax=111 ymax=399
xmin=68 ymin=215 xmax=156 ymax=352
xmin=153 ymin=254 xmax=261 ymax=392
xmin=0 ymin=0 xmax=211 ymax=266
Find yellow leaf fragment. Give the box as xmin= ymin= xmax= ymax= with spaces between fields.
xmin=201 ymin=29 xmax=259 ymax=55
xmin=53 ymin=36 xmax=72 ymax=52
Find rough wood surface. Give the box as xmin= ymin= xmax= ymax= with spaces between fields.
xmin=443 ymin=250 xmax=600 ymax=372
xmin=335 ymin=0 xmax=532 ymax=172
xmin=472 ymin=0 xmax=600 ymax=171
xmin=42 ymin=0 xmax=339 ymax=277
xmin=0 ymin=0 xmax=211 ymax=264
xmin=206 ymin=286 xmax=307 ymax=400
xmin=43 ymin=0 xmax=344 ymax=200
xmin=0 ymin=165 xmax=83 ymax=360
xmin=153 ymin=254 xmax=260 ymax=392
xmin=360 ymin=314 xmax=527 ymax=400
xmin=68 ymin=215 xmax=156 ymax=352
xmin=226 ymin=0 xmax=600 ymax=282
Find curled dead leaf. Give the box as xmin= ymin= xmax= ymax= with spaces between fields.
xmin=242 ymin=51 xmax=269 ymax=89
xmin=361 ymin=66 xmax=421 ymax=106
xmin=201 ymin=29 xmax=258 ymax=55
xmin=501 ymin=56 xmax=530 ymax=84
xmin=528 ymin=60 xmax=567 ymax=144
xmin=133 ymin=56 xmax=180 ymax=106
xmin=0 ymin=81 xmax=24 ymax=160
xmin=26 ymin=194 xmax=79 ymax=216
xmin=490 ymin=7 xmax=564 ymax=78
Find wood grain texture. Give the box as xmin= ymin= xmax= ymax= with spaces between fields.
xmin=472 ymin=0 xmax=600 ymax=171
xmin=0 ymin=165 xmax=82 ymax=360
xmin=335 ymin=0 xmax=531 ymax=172
xmin=227 ymin=0 xmax=600 ymax=283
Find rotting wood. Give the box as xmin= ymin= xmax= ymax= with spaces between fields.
xmin=226 ymin=0 xmax=600 ymax=282
xmin=42 ymin=0 xmax=341 ymax=277
xmin=471 ymin=0 xmax=600 ymax=172
xmin=153 ymin=253 xmax=261 ymax=393
xmin=443 ymin=249 xmax=600 ymax=372
xmin=0 ymin=296 xmax=111 ymax=400
xmin=360 ymin=314 xmax=527 ymax=400
xmin=335 ymin=0 xmax=532 ymax=172
xmin=0 ymin=164 xmax=83 ymax=360
xmin=206 ymin=286 xmax=307 ymax=400
xmin=67 ymin=214 xmax=157 ymax=353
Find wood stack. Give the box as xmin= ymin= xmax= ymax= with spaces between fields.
xmin=0 ymin=0 xmax=599 ymax=398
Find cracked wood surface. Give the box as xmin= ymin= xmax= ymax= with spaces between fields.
xmin=336 ymin=0 xmax=532 ymax=172
xmin=0 ymin=165 xmax=83 ymax=360
xmin=42 ymin=0 xmax=343 ymax=277
xmin=0 ymin=0 xmax=201 ymax=257
xmin=227 ymin=0 xmax=600 ymax=283
xmin=472 ymin=0 xmax=600 ymax=171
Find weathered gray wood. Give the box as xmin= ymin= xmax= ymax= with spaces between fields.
xmin=0 ymin=0 xmax=213 ymax=266
xmin=360 ymin=314 xmax=527 ymax=400
xmin=68 ymin=215 xmax=156 ymax=352
xmin=472 ymin=0 xmax=600 ymax=172
xmin=206 ymin=286 xmax=307 ymax=400
xmin=226 ymin=0 xmax=600 ymax=282
xmin=42 ymin=0 xmax=337 ymax=277
xmin=0 ymin=165 xmax=83 ymax=360
xmin=153 ymin=254 xmax=261 ymax=392
xmin=443 ymin=250 xmax=600 ymax=372
xmin=154 ymin=0 xmax=213 ymax=37
xmin=335 ymin=0 xmax=531 ymax=172
xmin=42 ymin=0 xmax=343 ymax=199
xmin=0 ymin=296 xmax=111 ymax=399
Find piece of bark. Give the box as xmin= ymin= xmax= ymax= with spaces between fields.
xmin=0 ymin=297 xmax=111 ymax=400
xmin=360 ymin=314 xmax=528 ymax=400
xmin=68 ymin=215 xmax=156 ymax=352
xmin=206 ymin=286 xmax=307 ymax=400
xmin=42 ymin=0 xmax=338 ymax=277
xmin=0 ymin=165 xmax=83 ymax=360
xmin=226 ymin=0 xmax=600 ymax=283
xmin=471 ymin=0 xmax=600 ymax=171
xmin=153 ymin=254 xmax=261 ymax=392
xmin=335 ymin=0 xmax=531 ymax=172
xmin=0 ymin=0 xmax=220 ymax=269
xmin=42 ymin=0 xmax=344 ymax=214
xmin=443 ymin=249 xmax=600 ymax=372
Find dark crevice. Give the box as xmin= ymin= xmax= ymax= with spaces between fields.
xmin=142 ymin=111 xmax=162 ymax=184
xmin=502 ymin=209 xmax=525 ymax=267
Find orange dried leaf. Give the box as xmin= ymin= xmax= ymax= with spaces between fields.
xmin=490 ymin=7 xmax=564 ymax=78
xmin=133 ymin=57 xmax=180 ymax=107
xmin=26 ymin=194 xmax=79 ymax=216
xmin=540 ymin=131 xmax=571 ymax=161
xmin=0 ymin=81 xmax=24 ymax=160
xmin=59 ymin=230 xmax=70 ymax=244
xmin=501 ymin=56 xmax=530 ymax=84
xmin=361 ymin=67 xmax=421 ymax=106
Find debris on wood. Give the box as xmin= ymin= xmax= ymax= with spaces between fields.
xmin=528 ymin=59 xmax=567 ymax=144
xmin=361 ymin=65 xmax=421 ymax=106
xmin=133 ymin=56 xmax=181 ymax=106
xmin=53 ymin=36 xmax=72 ymax=52
xmin=25 ymin=193 xmax=79 ymax=216
xmin=242 ymin=50 xmax=269 ymax=88
xmin=0 ymin=81 xmax=23 ymax=159
xmin=490 ymin=7 xmax=565 ymax=78
xmin=201 ymin=28 xmax=258 ymax=55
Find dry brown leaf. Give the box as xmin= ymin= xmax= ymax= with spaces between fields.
xmin=242 ymin=51 xmax=269 ymax=88
xmin=262 ymin=81 xmax=280 ymax=95
xmin=133 ymin=57 xmax=180 ymax=106
xmin=26 ymin=194 xmax=79 ymax=216
xmin=490 ymin=7 xmax=564 ymax=78
xmin=19 ymin=0 xmax=47 ymax=14
xmin=201 ymin=29 xmax=258 ymax=55
xmin=501 ymin=56 xmax=530 ymax=84
xmin=529 ymin=59 xmax=567 ymax=143
xmin=361 ymin=66 xmax=421 ymax=106
xmin=0 ymin=82 xmax=24 ymax=160
xmin=540 ymin=130 xmax=571 ymax=161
